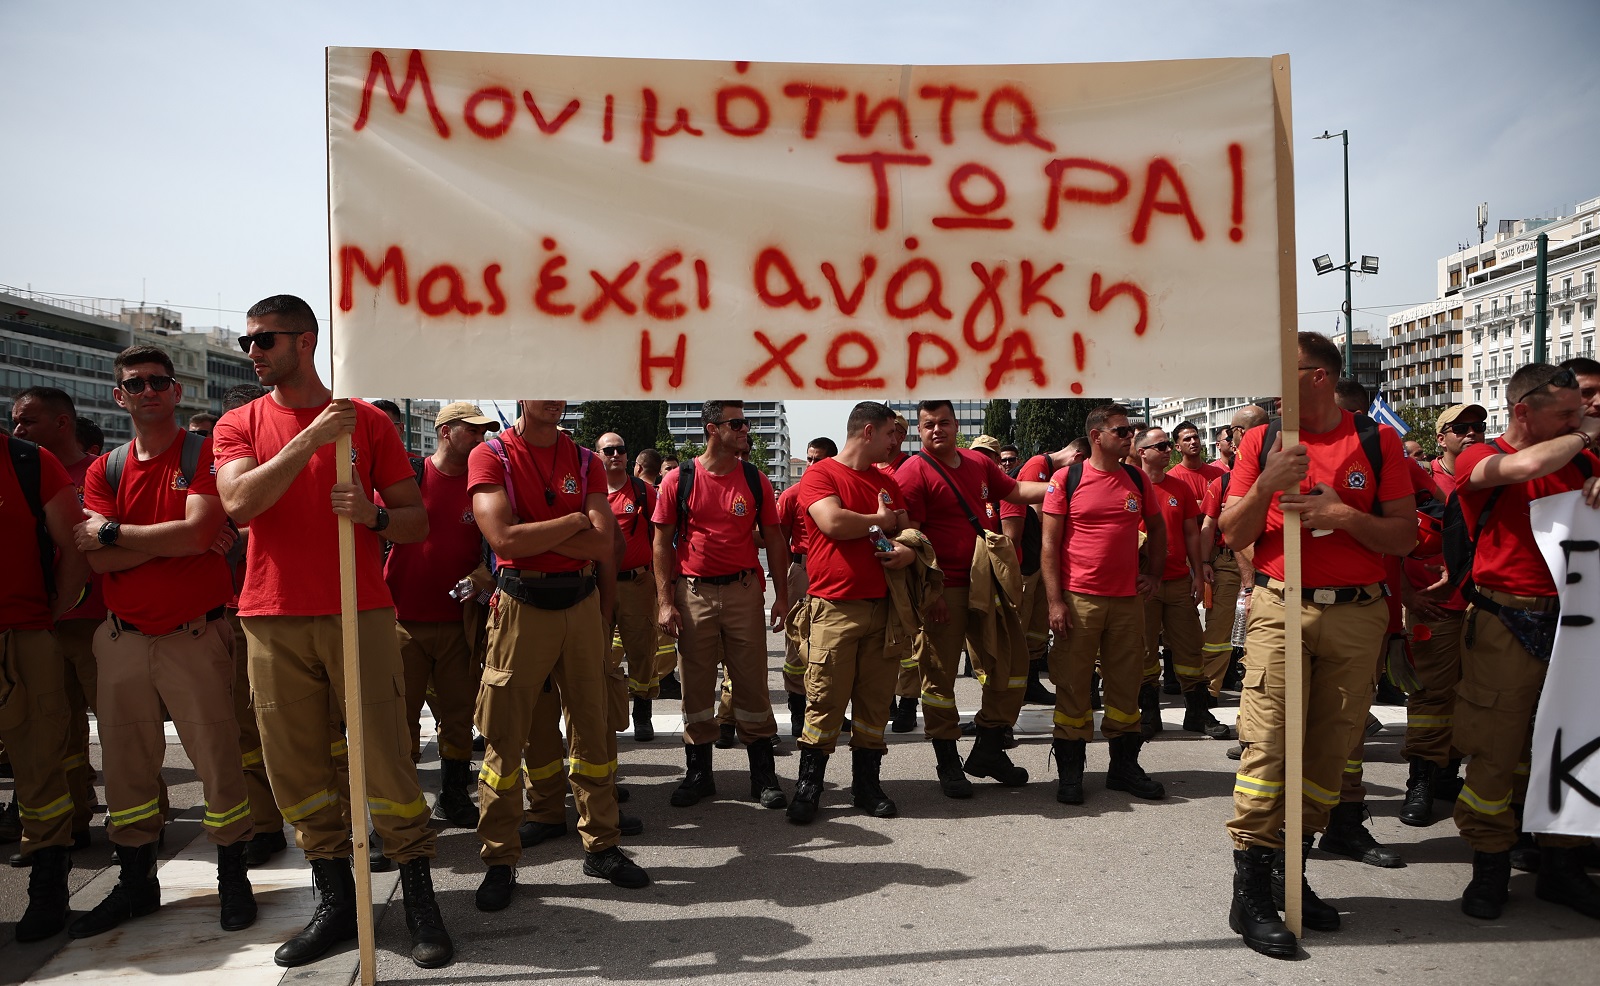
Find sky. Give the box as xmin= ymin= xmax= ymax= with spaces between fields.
xmin=4 ymin=0 xmax=1597 ymax=448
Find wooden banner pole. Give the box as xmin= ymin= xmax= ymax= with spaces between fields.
xmin=1270 ymin=53 xmax=1304 ymax=938
xmin=336 ymin=437 xmax=377 ymax=985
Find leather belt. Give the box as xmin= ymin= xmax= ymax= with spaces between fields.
xmin=1253 ymin=573 xmax=1384 ymax=605
xmin=110 ymin=605 xmax=226 ymax=637
xmin=688 ymin=568 xmax=758 ymax=586
xmin=617 ymin=566 xmax=650 ymax=582
xmin=500 ymin=565 xmax=596 ymax=579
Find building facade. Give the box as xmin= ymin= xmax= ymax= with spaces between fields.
xmin=2 ymin=288 xmax=137 ymax=444
xmin=666 ymin=400 xmax=792 ymax=487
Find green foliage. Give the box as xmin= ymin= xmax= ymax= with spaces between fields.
xmin=982 ymin=399 xmax=1013 ymax=444
xmin=1394 ymin=402 xmax=1439 ymax=458
xmin=677 ymin=441 xmax=705 ymax=460
xmin=749 ymin=432 xmax=772 ymax=468
xmin=1014 ymin=398 xmax=1106 ymax=457
xmin=575 ymin=401 xmax=666 ymax=459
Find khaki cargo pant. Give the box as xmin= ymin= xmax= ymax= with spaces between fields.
xmin=677 ymin=575 xmax=776 ymax=746
xmin=1226 ymin=583 xmax=1386 ymax=850
xmin=1200 ymin=551 xmax=1243 ymax=696
xmin=96 ymin=615 xmax=251 ymax=848
xmin=1049 ymin=592 xmax=1144 ymax=741
xmin=919 ymin=585 xmax=1027 ymax=740
xmin=1018 ymin=569 xmax=1052 ymax=665
xmin=780 ymin=559 xmax=809 ymax=695
xmin=1143 ymin=576 xmax=1206 ymax=692
xmin=242 ymin=609 xmax=434 ymax=863
xmin=228 ymin=611 xmax=282 ymax=836
xmin=0 ymin=628 xmax=74 ymax=851
xmin=56 ymin=617 xmax=99 ymax=834
xmin=614 ymin=574 xmax=664 ymax=703
xmin=1403 ymin=609 xmax=1464 ymax=766
xmin=399 ymin=620 xmax=478 ymax=762
xmin=798 ymin=597 xmax=894 ymax=753
xmin=1454 ymin=589 xmax=1585 ymax=852
xmin=477 ymin=590 xmax=618 ymax=864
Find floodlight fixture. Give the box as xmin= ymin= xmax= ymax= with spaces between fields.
xmin=1361 ymin=255 xmax=1380 ymax=275
xmin=1313 ymin=255 xmax=1335 ymax=275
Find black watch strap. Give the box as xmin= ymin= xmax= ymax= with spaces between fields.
xmin=370 ymin=506 xmax=390 ymax=532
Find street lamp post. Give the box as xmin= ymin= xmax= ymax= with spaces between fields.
xmin=1312 ymin=129 xmax=1379 ymax=386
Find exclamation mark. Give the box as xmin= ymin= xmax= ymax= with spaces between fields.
xmin=1228 ymin=143 xmax=1244 ymax=243
xmin=1070 ymin=332 xmax=1086 ymax=394
xmin=603 ymin=94 xmax=615 ymax=143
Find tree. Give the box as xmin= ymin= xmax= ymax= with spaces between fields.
xmin=576 ymin=401 xmax=665 ymax=459
xmin=1014 ymin=398 xmax=1106 ymax=456
xmin=1394 ymin=402 xmax=1439 ymax=458
xmin=982 ymin=399 xmax=1013 ymax=444
xmin=749 ymin=432 xmax=771 ymax=469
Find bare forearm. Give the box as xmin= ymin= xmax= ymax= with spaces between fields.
xmin=380 ymin=504 xmax=428 ymax=545
xmin=50 ymin=554 xmax=90 ymax=619
xmin=1341 ymin=512 xmax=1417 ymax=557
xmin=763 ymin=528 xmax=790 ymax=603
xmin=1222 ymin=487 xmax=1273 ymax=551
xmin=110 ymin=519 xmax=212 ymax=557
xmin=87 ymin=545 xmax=154 ymax=574
xmin=551 ymin=527 xmax=611 ymax=562
xmin=654 ymin=539 xmax=678 ymax=607
xmin=493 ymin=514 xmax=586 ymax=558
xmin=220 ymin=431 xmax=321 ymax=522
xmin=1144 ymin=528 xmax=1167 ymax=580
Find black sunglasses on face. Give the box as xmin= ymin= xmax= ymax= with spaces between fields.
xmin=1141 ymin=441 xmax=1173 ymax=452
xmin=117 ymin=375 xmax=176 ymax=395
xmin=1444 ymin=421 xmax=1487 ymax=436
xmin=1511 ymin=367 xmax=1578 ymax=405
xmin=238 ymin=330 xmax=308 ymax=353
xmin=1107 ymin=425 xmax=1136 ymax=438
xmin=599 ymin=446 xmax=627 ymax=456
xmin=716 ymin=418 xmax=750 ymax=431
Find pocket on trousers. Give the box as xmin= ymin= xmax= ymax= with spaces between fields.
xmin=480 ymin=667 xmax=514 ymax=689
xmin=1236 ymin=667 xmax=1267 ymax=745
xmin=1454 ymin=678 xmax=1499 ymax=711
xmin=392 ymin=672 xmax=407 ymax=700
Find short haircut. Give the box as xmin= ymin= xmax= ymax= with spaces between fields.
xmin=1334 ymin=377 xmax=1370 ymax=409
xmin=1172 ymin=420 xmax=1200 ymax=440
xmin=916 ymin=399 xmax=954 ymax=418
xmin=845 ymin=402 xmax=893 ymax=438
xmin=1508 ymin=362 xmax=1573 ymax=407
xmin=1084 ymin=403 xmax=1131 ymax=434
xmin=14 ymin=386 xmax=76 ymax=418
xmin=634 ymin=448 xmax=662 ymax=473
xmin=246 ymin=294 xmax=319 ymax=334
xmin=75 ymin=415 xmax=103 ymax=452
xmin=808 ymin=435 xmax=841 ymax=456
xmin=662 ymin=454 xmax=680 ymax=467
xmin=1298 ymin=331 xmax=1343 ymax=376
xmin=701 ymin=400 xmax=742 ymax=428
xmin=1135 ymin=427 xmax=1160 ymax=447
xmin=223 ymin=383 xmax=268 ymax=411
xmin=113 ymin=345 xmax=174 ymax=380
xmin=999 ymin=444 xmax=1019 ymax=455
xmin=370 ymin=399 xmax=403 ymax=419
xmin=1559 ymin=356 xmax=1600 ymax=377
xmin=1067 ymin=437 xmax=1091 ymax=457
xmin=188 ymin=412 xmax=218 ymax=430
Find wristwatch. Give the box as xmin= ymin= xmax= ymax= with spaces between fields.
xmin=370 ymin=506 xmax=390 ymax=532
xmin=1575 ymin=430 xmax=1597 ymax=453
xmin=97 ymin=520 xmax=121 ymax=545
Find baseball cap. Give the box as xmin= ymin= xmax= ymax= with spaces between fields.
xmin=1435 ymin=403 xmax=1485 ymax=432
xmin=435 ymin=401 xmax=500 ymax=430
xmin=970 ymin=435 xmax=1002 ymax=455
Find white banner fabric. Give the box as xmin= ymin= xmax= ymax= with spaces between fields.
xmin=327 ymin=48 xmax=1287 ymax=400
xmin=1527 ymin=490 xmax=1600 ymax=838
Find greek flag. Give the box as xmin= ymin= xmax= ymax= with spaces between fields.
xmin=1369 ymin=393 xmax=1409 ymax=436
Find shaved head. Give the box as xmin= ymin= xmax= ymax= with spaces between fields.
xmin=1232 ymin=404 xmax=1269 ymax=432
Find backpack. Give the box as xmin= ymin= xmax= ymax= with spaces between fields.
xmin=6 ymin=436 xmax=54 ymax=598
xmin=1258 ymin=414 xmax=1387 ymax=516
xmin=675 ymin=457 xmax=765 ymax=546
xmin=1018 ymin=452 xmax=1057 ymax=576
xmin=1059 ymin=461 xmax=1147 ymax=510
xmin=621 ymin=475 xmax=648 ymax=536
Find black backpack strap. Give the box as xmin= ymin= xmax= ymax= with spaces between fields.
xmin=628 ymin=475 xmax=647 ymax=535
xmin=179 ymin=431 xmax=205 ymax=487
xmin=1352 ymin=414 xmax=1386 ymax=516
xmin=741 ymin=461 xmax=765 ymax=531
xmin=103 ymin=441 xmax=131 ymax=494
xmin=1064 ymin=461 xmax=1085 ymax=503
xmin=675 ymin=458 xmax=696 ymax=547
xmin=8 ymin=437 xmax=55 ymax=598
xmin=1256 ymin=419 xmax=1283 ymax=474
xmin=411 ymin=455 xmax=426 ymax=487
xmin=915 ymin=450 xmax=987 ymax=538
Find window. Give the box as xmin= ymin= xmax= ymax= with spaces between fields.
xmin=1563 ymin=309 xmax=1573 ymax=327
xmin=1586 ymin=304 xmax=1595 ymax=322
xmin=1474 ymin=389 xmax=1482 ymax=403
xmin=1563 ymin=341 xmax=1572 ymax=359
xmin=1522 ymin=347 xmax=1532 ymax=364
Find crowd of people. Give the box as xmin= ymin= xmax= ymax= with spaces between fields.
xmin=5 ymin=298 xmax=1600 ymax=966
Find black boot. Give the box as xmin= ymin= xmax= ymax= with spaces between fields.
xmin=1181 ymin=686 xmax=1233 ymax=739
xmin=963 ymin=725 xmax=1028 ymax=786
xmin=68 ymin=842 xmax=161 ymax=939
xmin=670 ymin=743 xmax=716 ymax=807
xmin=850 ymin=747 xmax=897 ymax=818
xmin=399 ymin=857 xmax=455 ymax=967
xmin=1433 ymin=758 xmax=1463 ymax=802
xmin=1535 ymin=845 xmax=1600 ymax=919
xmin=243 ymin=827 xmax=288 ymax=868
xmin=1230 ymin=846 xmax=1297 ymax=958
xmin=1106 ymin=734 xmax=1165 ymax=799
xmin=890 ymin=695 xmax=918 ymax=733
xmin=747 ymin=738 xmax=787 ymax=809
xmin=1090 ymin=671 xmax=1103 ymax=710
xmin=1271 ymin=836 xmax=1341 ymax=931
xmin=1138 ymin=683 xmax=1164 ymax=740
xmin=715 ymin=722 xmax=738 ymax=749
xmin=217 ymin=841 xmax=258 ymax=932
xmin=274 ymin=857 xmax=357 ymax=966
xmin=368 ymin=828 xmax=392 ymax=873
xmin=15 ymin=844 xmax=71 ymax=942
xmin=787 ymin=692 xmax=806 ymax=738
xmin=1398 ymin=758 xmax=1438 ymax=828
xmin=1051 ymin=738 xmax=1086 ymax=805
xmin=632 ymin=697 xmax=656 ymax=742
xmin=932 ymin=739 xmax=973 ymax=799
xmin=786 ymin=749 xmax=829 ymax=825
xmin=1161 ymin=651 xmax=1181 ymax=695
xmin=1319 ymin=802 xmax=1402 ymax=868
xmin=657 ymin=670 xmax=682 ymax=699
xmin=1461 ymin=849 xmax=1511 ymax=919
xmin=433 ymin=758 xmax=480 ymax=828
xmin=1023 ymin=658 xmax=1054 ymax=705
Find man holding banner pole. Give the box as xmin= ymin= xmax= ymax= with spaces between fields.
xmin=213 ymin=294 xmax=453 ymax=970
xmin=1220 ymin=332 xmax=1414 ymax=958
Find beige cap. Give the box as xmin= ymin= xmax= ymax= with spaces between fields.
xmin=435 ymin=401 xmax=500 ymax=430
xmin=1435 ymin=403 xmax=1486 ymax=432
xmin=970 ymin=434 xmax=1002 ymax=455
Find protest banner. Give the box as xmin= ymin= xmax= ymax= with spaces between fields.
xmin=1528 ymin=490 xmax=1600 ymax=839
xmin=326 ymin=48 xmax=1290 ymax=400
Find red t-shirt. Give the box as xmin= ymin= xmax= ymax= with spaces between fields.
xmin=873 ymin=452 xmax=909 ymax=478
xmin=776 ymin=483 xmax=809 ymax=556
xmin=82 ymin=431 xmax=232 ymax=634
xmin=1168 ymin=461 xmax=1226 ymax=508
xmin=999 ymin=453 xmax=1055 ymax=520
xmin=213 ymin=397 xmax=412 ymax=616
xmin=1457 ymin=437 xmax=1597 ymax=597
xmin=1227 ymin=412 xmax=1411 ymax=588
xmin=0 ymin=436 xmax=72 ymax=631
xmin=608 ymin=477 xmax=657 ymax=571
xmin=797 ymin=457 xmax=904 ymax=601
xmin=1202 ymin=474 xmax=1229 ymax=549
xmin=384 ymin=459 xmax=482 ymax=622
xmin=1042 ymin=461 xmax=1157 ymax=597
xmin=652 ymin=460 xmax=778 ymax=577
xmin=1148 ymin=473 xmax=1199 ymax=581
xmin=467 ymin=430 xmax=604 ymax=575
xmin=61 ymin=453 xmax=107 ymax=622
xmin=897 ymin=450 xmax=1017 ymax=589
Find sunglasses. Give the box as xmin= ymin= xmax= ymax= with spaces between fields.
xmin=1511 ymin=367 xmax=1577 ymax=406
xmin=1106 ymin=425 xmax=1136 ymax=438
xmin=716 ymin=418 xmax=750 ymax=431
xmin=1443 ymin=421 xmax=1487 ymax=436
xmin=599 ymin=446 xmax=627 ymax=456
xmin=1141 ymin=441 xmax=1173 ymax=452
xmin=238 ymin=330 xmax=308 ymax=353
xmin=117 ymin=375 xmax=177 ymax=395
